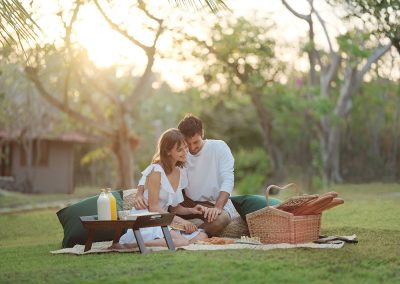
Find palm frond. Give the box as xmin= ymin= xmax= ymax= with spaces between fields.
xmin=0 ymin=0 xmax=40 ymax=49
xmin=169 ymin=0 xmax=229 ymax=13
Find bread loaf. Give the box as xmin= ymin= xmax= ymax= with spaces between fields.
xmin=313 ymin=198 xmax=344 ymax=214
xmin=292 ymin=195 xmax=334 ymax=215
xmin=320 ymin=191 xmax=339 ymax=198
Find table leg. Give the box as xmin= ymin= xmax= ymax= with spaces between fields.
xmin=133 ymin=229 xmax=148 ymax=254
xmin=161 ymin=226 xmax=176 ymax=251
xmin=84 ymin=229 xmax=94 ymax=252
xmin=113 ymin=228 xmax=123 ymax=244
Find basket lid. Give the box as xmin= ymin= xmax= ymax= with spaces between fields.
xmin=276 ymin=195 xmax=318 ymax=213
xmin=264 ymin=183 xmax=318 ymax=213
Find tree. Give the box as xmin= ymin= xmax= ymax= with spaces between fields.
xmin=24 ymin=0 xmax=165 ymax=188
xmin=282 ymin=0 xmax=393 ymax=185
xmin=329 ymin=0 xmax=400 ymax=54
xmin=183 ymin=17 xmax=288 ymax=183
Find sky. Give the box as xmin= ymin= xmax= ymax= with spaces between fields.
xmin=28 ymin=0 xmax=398 ymax=89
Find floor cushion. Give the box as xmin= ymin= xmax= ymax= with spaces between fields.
xmin=57 ymin=191 xmax=123 ymax=248
xmin=230 ymin=195 xmax=281 ymax=220
xmin=122 ymin=188 xmax=137 ymax=210
xmin=218 ymin=216 xmax=250 ymax=238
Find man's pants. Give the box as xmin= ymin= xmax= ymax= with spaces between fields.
xmin=178 ymin=193 xmax=231 ymax=237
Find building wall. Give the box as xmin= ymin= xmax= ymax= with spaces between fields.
xmin=11 ymin=141 xmax=74 ymax=193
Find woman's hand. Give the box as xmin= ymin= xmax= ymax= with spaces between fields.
xmin=180 ymin=220 xmax=197 ymax=234
xmin=190 ymin=204 xmax=206 ymax=215
xmin=133 ymin=193 xmax=148 ymax=210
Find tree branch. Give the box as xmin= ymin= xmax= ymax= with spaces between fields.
xmin=359 ymin=42 xmax=392 ymax=79
xmin=63 ymin=0 xmax=81 ymax=106
xmin=281 ymin=0 xmax=312 ymax=22
xmin=128 ymin=23 xmax=164 ymax=105
xmin=313 ymin=7 xmax=334 ymax=54
xmin=127 ymin=55 xmax=155 ymax=106
xmin=78 ymin=67 xmax=120 ymax=106
xmin=336 ymin=65 xmax=357 ymax=117
xmin=93 ymin=0 xmax=150 ymax=52
xmin=76 ymin=78 xmax=115 ymax=129
xmin=326 ymin=52 xmax=341 ymax=84
xmin=138 ymin=0 xmax=162 ymax=23
xmin=151 ymin=19 xmax=164 ymax=49
xmin=25 ymin=67 xmax=113 ymax=136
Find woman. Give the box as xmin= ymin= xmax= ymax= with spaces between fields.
xmin=116 ymin=128 xmax=208 ymax=249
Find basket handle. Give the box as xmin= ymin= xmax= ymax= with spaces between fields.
xmin=265 ymin=183 xmax=299 ymax=207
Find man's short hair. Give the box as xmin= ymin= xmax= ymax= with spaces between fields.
xmin=178 ymin=114 xmax=203 ymax=138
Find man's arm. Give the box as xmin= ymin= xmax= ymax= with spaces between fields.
xmin=203 ymin=191 xmax=230 ymax=223
xmin=217 ymin=141 xmax=234 ymax=203
xmin=204 ymin=141 xmax=234 ymax=222
xmin=214 ymin=191 xmax=230 ymax=210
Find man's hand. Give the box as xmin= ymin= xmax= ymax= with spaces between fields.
xmin=203 ymin=207 xmax=222 ymax=223
xmin=133 ymin=192 xmax=148 ymax=209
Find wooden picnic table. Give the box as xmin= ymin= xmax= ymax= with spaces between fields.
xmin=80 ymin=213 xmax=175 ymax=254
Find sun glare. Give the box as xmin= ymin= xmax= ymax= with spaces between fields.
xmin=73 ymin=5 xmax=147 ymax=68
xmin=69 ymin=2 xmax=192 ymax=89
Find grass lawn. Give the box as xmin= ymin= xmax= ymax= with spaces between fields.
xmin=0 ymin=186 xmax=99 ymax=208
xmin=0 ymin=183 xmax=399 ymax=283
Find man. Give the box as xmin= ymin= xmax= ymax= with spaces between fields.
xmin=133 ymin=114 xmax=236 ymax=236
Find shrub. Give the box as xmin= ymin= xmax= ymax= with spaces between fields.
xmin=234 ymin=147 xmax=272 ymax=195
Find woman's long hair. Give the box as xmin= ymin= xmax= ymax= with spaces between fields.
xmin=152 ymin=128 xmax=186 ymax=175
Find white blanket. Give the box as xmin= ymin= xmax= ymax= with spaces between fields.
xmin=50 ymin=235 xmax=357 ymax=255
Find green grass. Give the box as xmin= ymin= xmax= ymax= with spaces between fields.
xmin=0 ymin=183 xmax=399 ymax=283
xmin=0 ymin=186 xmax=99 ymax=208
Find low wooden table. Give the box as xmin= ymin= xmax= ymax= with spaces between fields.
xmin=80 ymin=213 xmax=175 ymax=254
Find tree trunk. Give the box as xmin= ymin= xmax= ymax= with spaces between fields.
xmin=111 ymin=126 xmax=135 ymax=189
xmin=249 ymin=92 xmax=286 ymax=183
xmin=385 ymin=95 xmax=400 ymax=180
xmin=327 ymin=126 xmax=343 ymax=184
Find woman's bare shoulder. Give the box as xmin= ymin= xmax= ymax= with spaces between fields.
xmin=147 ymin=170 xmax=161 ymax=182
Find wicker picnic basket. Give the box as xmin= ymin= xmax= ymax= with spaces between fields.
xmin=246 ymin=183 xmax=321 ymax=244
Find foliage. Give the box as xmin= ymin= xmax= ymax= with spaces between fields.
xmin=234 ymin=147 xmax=271 ymax=195
xmin=1 ymin=184 xmax=399 ymax=283
xmin=0 ymin=0 xmax=39 ymax=50
xmin=337 ymin=31 xmax=372 ymax=61
xmin=341 ymin=79 xmax=400 ymax=181
xmin=190 ymin=17 xmax=281 ymax=96
xmin=329 ymin=0 xmax=400 ymax=53
xmin=199 ymin=95 xmax=263 ymax=151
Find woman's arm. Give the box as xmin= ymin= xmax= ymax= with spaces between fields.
xmin=170 ymin=204 xmax=205 ymax=216
xmin=146 ymin=171 xmax=168 ymax=214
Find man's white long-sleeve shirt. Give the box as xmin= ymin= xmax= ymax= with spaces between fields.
xmin=185 ymin=139 xmax=237 ymax=218
xmin=185 ymin=139 xmax=233 ymax=200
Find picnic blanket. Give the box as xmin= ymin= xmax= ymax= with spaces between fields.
xmin=50 ymin=235 xmax=357 ymax=255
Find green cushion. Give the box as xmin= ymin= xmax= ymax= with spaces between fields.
xmin=230 ymin=195 xmax=281 ymax=220
xmin=56 ymin=191 xmax=123 ymax=248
